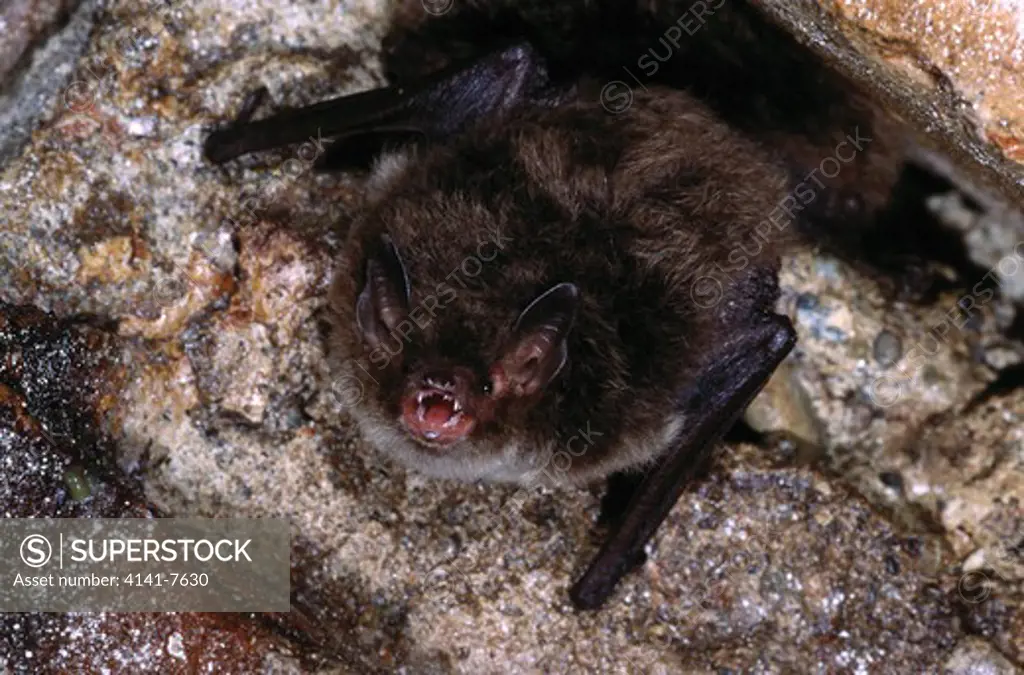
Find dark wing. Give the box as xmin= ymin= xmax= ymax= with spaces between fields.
xmin=570 ymin=273 xmax=797 ymax=610
xmin=203 ymin=42 xmax=555 ymax=167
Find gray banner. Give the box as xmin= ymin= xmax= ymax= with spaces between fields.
xmin=0 ymin=518 xmax=290 ymax=611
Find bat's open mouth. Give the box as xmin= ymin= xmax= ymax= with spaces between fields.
xmin=401 ymin=386 xmax=476 ymax=446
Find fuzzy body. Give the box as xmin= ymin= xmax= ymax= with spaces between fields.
xmin=385 ymin=0 xmax=905 ymax=242
xmin=328 ymin=85 xmax=790 ymax=485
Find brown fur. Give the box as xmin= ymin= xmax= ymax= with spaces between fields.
xmin=383 ymin=0 xmax=906 ymax=245
xmin=327 ymin=86 xmax=790 ymax=485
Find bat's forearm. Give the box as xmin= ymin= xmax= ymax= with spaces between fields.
xmin=570 ymin=312 xmax=797 ymax=610
xmin=203 ymin=43 xmax=550 ymax=166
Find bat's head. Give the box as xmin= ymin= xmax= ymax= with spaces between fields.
xmin=344 ymin=232 xmax=579 ymax=450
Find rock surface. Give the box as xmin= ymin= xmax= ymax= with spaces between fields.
xmin=0 ymin=0 xmax=1023 ymax=673
xmin=0 ymin=0 xmax=83 ymax=89
xmin=0 ymin=0 xmax=94 ymax=165
xmin=758 ymin=0 xmax=1024 ymax=204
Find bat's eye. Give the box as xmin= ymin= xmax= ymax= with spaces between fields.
xmin=481 ymin=379 xmax=493 ymax=395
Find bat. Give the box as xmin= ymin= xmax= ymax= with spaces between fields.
xmin=208 ymin=44 xmax=796 ymax=609
xmin=202 ymin=0 xmax=905 ymax=609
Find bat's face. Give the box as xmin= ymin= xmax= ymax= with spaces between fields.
xmin=337 ymin=232 xmax=580 ymax=456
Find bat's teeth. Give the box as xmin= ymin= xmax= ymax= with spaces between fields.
xmin=452 ymin=399 xmax=462 ymax=413
xmin=443 ymin=411 xmax=462 ymax=428
xmin=426 ymin=376 xmax=451 ymax=390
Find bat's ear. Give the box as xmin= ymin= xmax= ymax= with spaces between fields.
xmin=493 ymin=282 xmax=580 ymax=398
xmin=356 ymin=234 xmax=411 ymax=354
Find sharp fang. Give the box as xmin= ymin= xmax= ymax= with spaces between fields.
xmin=443 ymin=411 xmax=463 ymax=428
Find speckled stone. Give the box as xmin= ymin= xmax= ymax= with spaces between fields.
xmin=1 ymin=0 xmax=1023 ymax=672
xmin=758 ymin=0 xmax=1024 ymax=203
xmin=0 ymin=0 xmax=82 ymax=86
xmin=0 ymin=0 xmax=95 ymax=164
